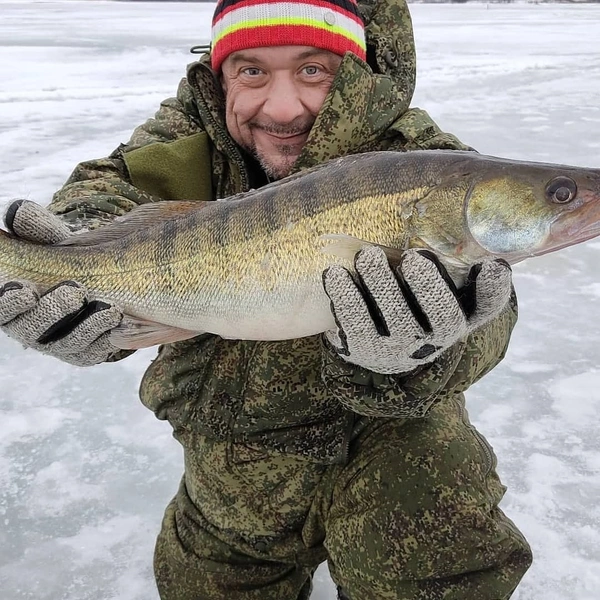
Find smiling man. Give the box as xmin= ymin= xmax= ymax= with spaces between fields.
xmin=211 ymin=0 xmax=365 ymax=181
xmin=220 ymin=46 xmax=342 ymax=179
xmin=0 ymin=0 xmax=532 ymax=598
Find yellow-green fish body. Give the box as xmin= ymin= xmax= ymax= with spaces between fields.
xmin=2 ymin=150 xmax=600 ymax=348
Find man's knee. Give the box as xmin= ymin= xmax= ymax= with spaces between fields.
xmin=327 ymin=500 xmax=531 ymax=599
xmin=324 ymin=409 xmax=532 ymax=599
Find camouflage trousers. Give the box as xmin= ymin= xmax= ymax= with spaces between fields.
xmin=153 ymin=394 xmax=532 ymax=599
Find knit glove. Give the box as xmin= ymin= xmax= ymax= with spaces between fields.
xmin=323 ymin=246 xmax=512 ymax=375
xmin=0 ymin=200 xmax=123 ymax=366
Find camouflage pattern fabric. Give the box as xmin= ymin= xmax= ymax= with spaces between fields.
xmin=152 ymin=394 xmax=531 ymax=600
xmin=46 ymin=0 xmax=532 ymax=596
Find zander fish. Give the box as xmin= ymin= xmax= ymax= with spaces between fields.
xmin=1 ymin=150 xmax=599 ymax=348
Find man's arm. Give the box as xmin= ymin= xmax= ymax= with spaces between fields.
xmin=320 ymin=247 xmax=517 ymax=418
xmin=386 ymin=107 xmax=475 ymax=153
xmin=320 ymin=99 xmax=500 ymax=418
xmin=0 ymin=79 xmax=207 ymax=365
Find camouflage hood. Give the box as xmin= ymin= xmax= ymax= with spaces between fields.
xmin=186 ymin=0 xmax=418 ymax=174
xmin=357 ymin=0 xmax=417 ymax=107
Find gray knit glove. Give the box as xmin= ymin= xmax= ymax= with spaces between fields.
xmin=0 ymin=200 xmax=123 ymax=367
xmin=323 ymin=246 xmax=512 ymax=375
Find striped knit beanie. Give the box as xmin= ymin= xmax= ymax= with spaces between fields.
xmin=210 ymin=0 xmax=367 ymax=72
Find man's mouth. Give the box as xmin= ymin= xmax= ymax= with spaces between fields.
xmin=270 ymin=132 xmax=307 ymax=140
xmin=258 ymin=129 xmax=310 ymax=143
xmin=250 ymin=121 xmax=313 ymax=142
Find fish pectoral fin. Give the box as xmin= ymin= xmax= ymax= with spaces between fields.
xmin=319 ymin=233 xmax=405 ymax=265
xmin=109 ymin=316 xmax=202 ymax=349
xmin=57 ymin=200 xmax=211 ymax=247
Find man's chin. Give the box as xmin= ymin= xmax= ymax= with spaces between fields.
xmin=256 ymin=153 xmax=300 ymax=180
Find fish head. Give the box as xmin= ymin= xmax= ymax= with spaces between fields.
xmin=465 ymin=157 xmax=600 ymax=264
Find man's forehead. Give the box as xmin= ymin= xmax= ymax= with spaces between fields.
xmin=227 ymin=46 xmax=340 ymax=65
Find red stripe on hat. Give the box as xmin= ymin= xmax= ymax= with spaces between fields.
xmin=212 ymin=23 xmax=366 ymax=71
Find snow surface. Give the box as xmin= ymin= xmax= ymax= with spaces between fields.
xmin=1 ymin=2 xmax=600 ymax=599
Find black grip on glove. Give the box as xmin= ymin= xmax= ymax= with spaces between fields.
xmin=35 ymin=281 xmax=113 ymax=344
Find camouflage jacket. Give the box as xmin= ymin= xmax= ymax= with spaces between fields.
xmin=49 ymin=0 xmax=517 ymax=463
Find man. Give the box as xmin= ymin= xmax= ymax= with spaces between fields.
xmin=0 ymin=0 xmax=532 ymax=598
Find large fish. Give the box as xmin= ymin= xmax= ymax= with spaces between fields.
xmin=1 ymin=150 xmax=599 ymax=349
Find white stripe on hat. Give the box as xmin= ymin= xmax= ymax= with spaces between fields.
xmin=212 ymin=2 xmax=365 ymax=48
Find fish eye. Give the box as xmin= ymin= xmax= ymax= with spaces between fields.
xmin=546 ymin=176 xmax=577 ymax=204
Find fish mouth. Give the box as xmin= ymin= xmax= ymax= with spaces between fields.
xmin=537 ymin=226 xmax=600 ymax=257
xmin=541 ymin=192 xmax=600 ymax=256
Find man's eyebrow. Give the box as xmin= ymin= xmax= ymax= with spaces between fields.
xmin=295 ymin=49 xmax=335 ymax=60
xmin=227 ymin=52 xmax=263 ymax=66
xmin=228 ymin=48 xmax=336 ymax=65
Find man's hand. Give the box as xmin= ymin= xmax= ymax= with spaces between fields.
xmin=0 ymin=200 xmax=123 ymax=366
xmin=322 ymin=246 xmax=513 ymax=375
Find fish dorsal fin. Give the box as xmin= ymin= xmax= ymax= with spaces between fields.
xmin=57 ymin=200 xmax=209 ymax=247
xmin=320 ymin=233 xmax=405 ymax=266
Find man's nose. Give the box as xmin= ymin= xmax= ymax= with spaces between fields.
xmin=262 ymin=76 xmax=306 ymax=123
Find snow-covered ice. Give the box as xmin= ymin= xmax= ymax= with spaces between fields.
xmin=1 ymin=2 xmax=600 ymax=599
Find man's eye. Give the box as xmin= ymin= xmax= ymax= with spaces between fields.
xmin=303 ymin=65 xmax=321 ymax=76
xmin=242 ymin=67 xmax=263 ymax=76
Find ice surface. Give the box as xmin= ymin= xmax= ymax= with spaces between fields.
xmin=1 ymin=2 xmax=600 ymax=599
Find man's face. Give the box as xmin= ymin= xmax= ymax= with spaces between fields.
xmin=221 ymin=46 xmax=342 ymax=180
